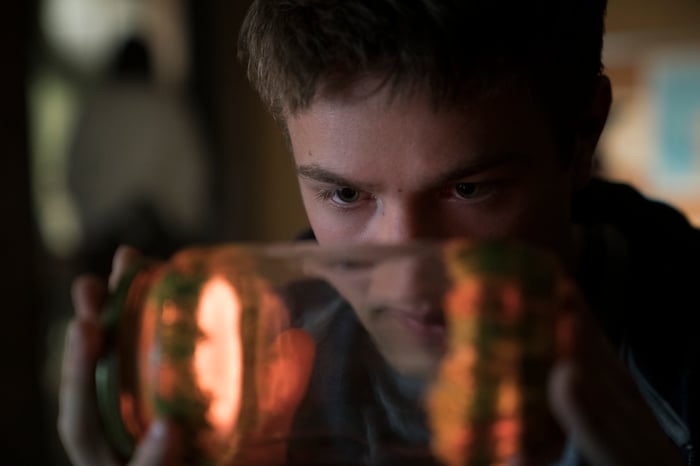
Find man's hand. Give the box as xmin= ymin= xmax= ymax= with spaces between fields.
xmin=548 ymin=285 xmax=685 ymax=466
xmin=59 ymin=246 xmax=184 ymax=466
xmin=59 ymin=245 xmax=316 ymax=466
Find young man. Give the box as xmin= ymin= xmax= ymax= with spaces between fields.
xmin=60 ymin=1 xmax=698 ymax=465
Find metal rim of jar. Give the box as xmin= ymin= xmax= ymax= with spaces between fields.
xmin=95 ymin=261 xmax=149 ymax=460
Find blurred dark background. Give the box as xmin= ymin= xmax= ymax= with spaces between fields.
xmin=2 ymin=0 xmax=699 ymax=464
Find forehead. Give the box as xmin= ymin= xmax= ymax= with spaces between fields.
xmin=286 ymin=80 xmax=559 ymax=183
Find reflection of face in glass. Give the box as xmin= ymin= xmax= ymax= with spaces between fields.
xmin=304 ymin=243 xmax=450 ymax=380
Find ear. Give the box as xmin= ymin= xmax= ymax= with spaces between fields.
xmin=571 ymin=75 xmax=612 ymax=189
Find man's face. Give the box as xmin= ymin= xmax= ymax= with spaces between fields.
xmin=286 ymin=79 xmax=589 ymax=378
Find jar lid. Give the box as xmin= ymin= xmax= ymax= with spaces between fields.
xmin=95 ymin=260 xmax=152 ymax=459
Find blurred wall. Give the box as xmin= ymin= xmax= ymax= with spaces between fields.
xmin=190 ymin=1 xmax=309 ymax=242
xmin=602 ymin=0 xmax=700 ymax=224
xmin=0 ymin=2 xmax=46 ymax=465
xmin=607 ymin=0 xmax=700 ymax=32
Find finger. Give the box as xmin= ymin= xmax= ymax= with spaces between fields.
xmin=129 ymin=419 xmax=184 ymax=466
xmin=72 ymin=276 xmax=108 ymax=322
xmin=58 ymin=320 xmax=119 ymax=466
xmin=109 ymin=245 xmax=142 ymax=291
xmin=550 ymin=309 xmax=684 ymax=466
xmin=549 ymin=361 xmax=621 ymax=466
xmin=550 ymin=285 xmax=631 ymax=464
xmin=548 ymin=359 xmax=675 ymax=466
xmin=552 ymin=284 xmax=640 ymax=463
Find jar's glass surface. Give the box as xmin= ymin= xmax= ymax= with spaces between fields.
xmin=96 ymin=239 xmax=566 ymax=466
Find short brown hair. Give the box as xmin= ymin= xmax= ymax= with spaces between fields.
xmin=238 ymin=0 xmax=606 ymax=124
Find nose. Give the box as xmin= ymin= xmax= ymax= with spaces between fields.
xmin=372 ymin=201 xmax=439 ymax=243
xmin=368 ymin=250 xmax=449 ymax=309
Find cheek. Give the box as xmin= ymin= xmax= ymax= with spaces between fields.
xmin=505 ymin=173 xmax=574 ymax=248
xmin=448 ymin=172 xmax=573 ymax=244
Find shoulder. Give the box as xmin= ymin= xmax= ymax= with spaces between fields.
xmin=573 ymin=178 xmax=700 ymax=301
xmin=573 ymin=178 xmax=699 ymax=241
xmin=575 ymin=178 xmax=699 ymax=452
xmin=575 ymin=178 xmax=699 ymax=348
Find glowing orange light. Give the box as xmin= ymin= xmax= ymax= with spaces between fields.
xmin=492 ymin=416 xmax=520 ymax=460
xmin=445 ymin=279 xmax=484 ymax=318
xmin=193 ymin=277 xmax=243 ymax=442
xmin=119 ymin=392 xmax=141 ymax=437
xmin=493 ymin=379 xmax=521 ymax=461
xmin=495 ymin=378 xmax=520 ymax=417
xmin=500 ymin=283 xmax=523 ymax=322
xmin=137 ymin=301 xmax=159 ymax=431
xmin=161 ymin=300 xmax=179 ymax=325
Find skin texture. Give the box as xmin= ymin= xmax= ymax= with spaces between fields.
xmin=290 ymin=82 xmax=586 ymax=254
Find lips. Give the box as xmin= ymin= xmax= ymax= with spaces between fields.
xmin=389 ymin=306 xmax=447 ymax=346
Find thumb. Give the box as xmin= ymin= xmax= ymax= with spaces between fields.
xmin=129 ymin=419 xmax=184 ymax=466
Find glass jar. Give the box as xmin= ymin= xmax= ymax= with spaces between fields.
xmin=96 ymin=242 xmax=322 ymax=465
xmin=428 ymin=241 xmax=566 ymax=466
xmin=95 ymin=239 xmax=566 ymax=466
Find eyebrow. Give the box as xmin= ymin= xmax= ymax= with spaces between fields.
xmin=297 ymin=164 xmax=380 ymax=191
xmin=430 ymin=152 xmax=524 ymax=186
xmin=297 ymin=153 xmax=524 ymax=190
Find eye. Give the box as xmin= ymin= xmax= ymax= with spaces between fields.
xmin=333 ymin=187 xmax=361 ymax=204
xmin=454 ymin=182 xmax=481 ymax=199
